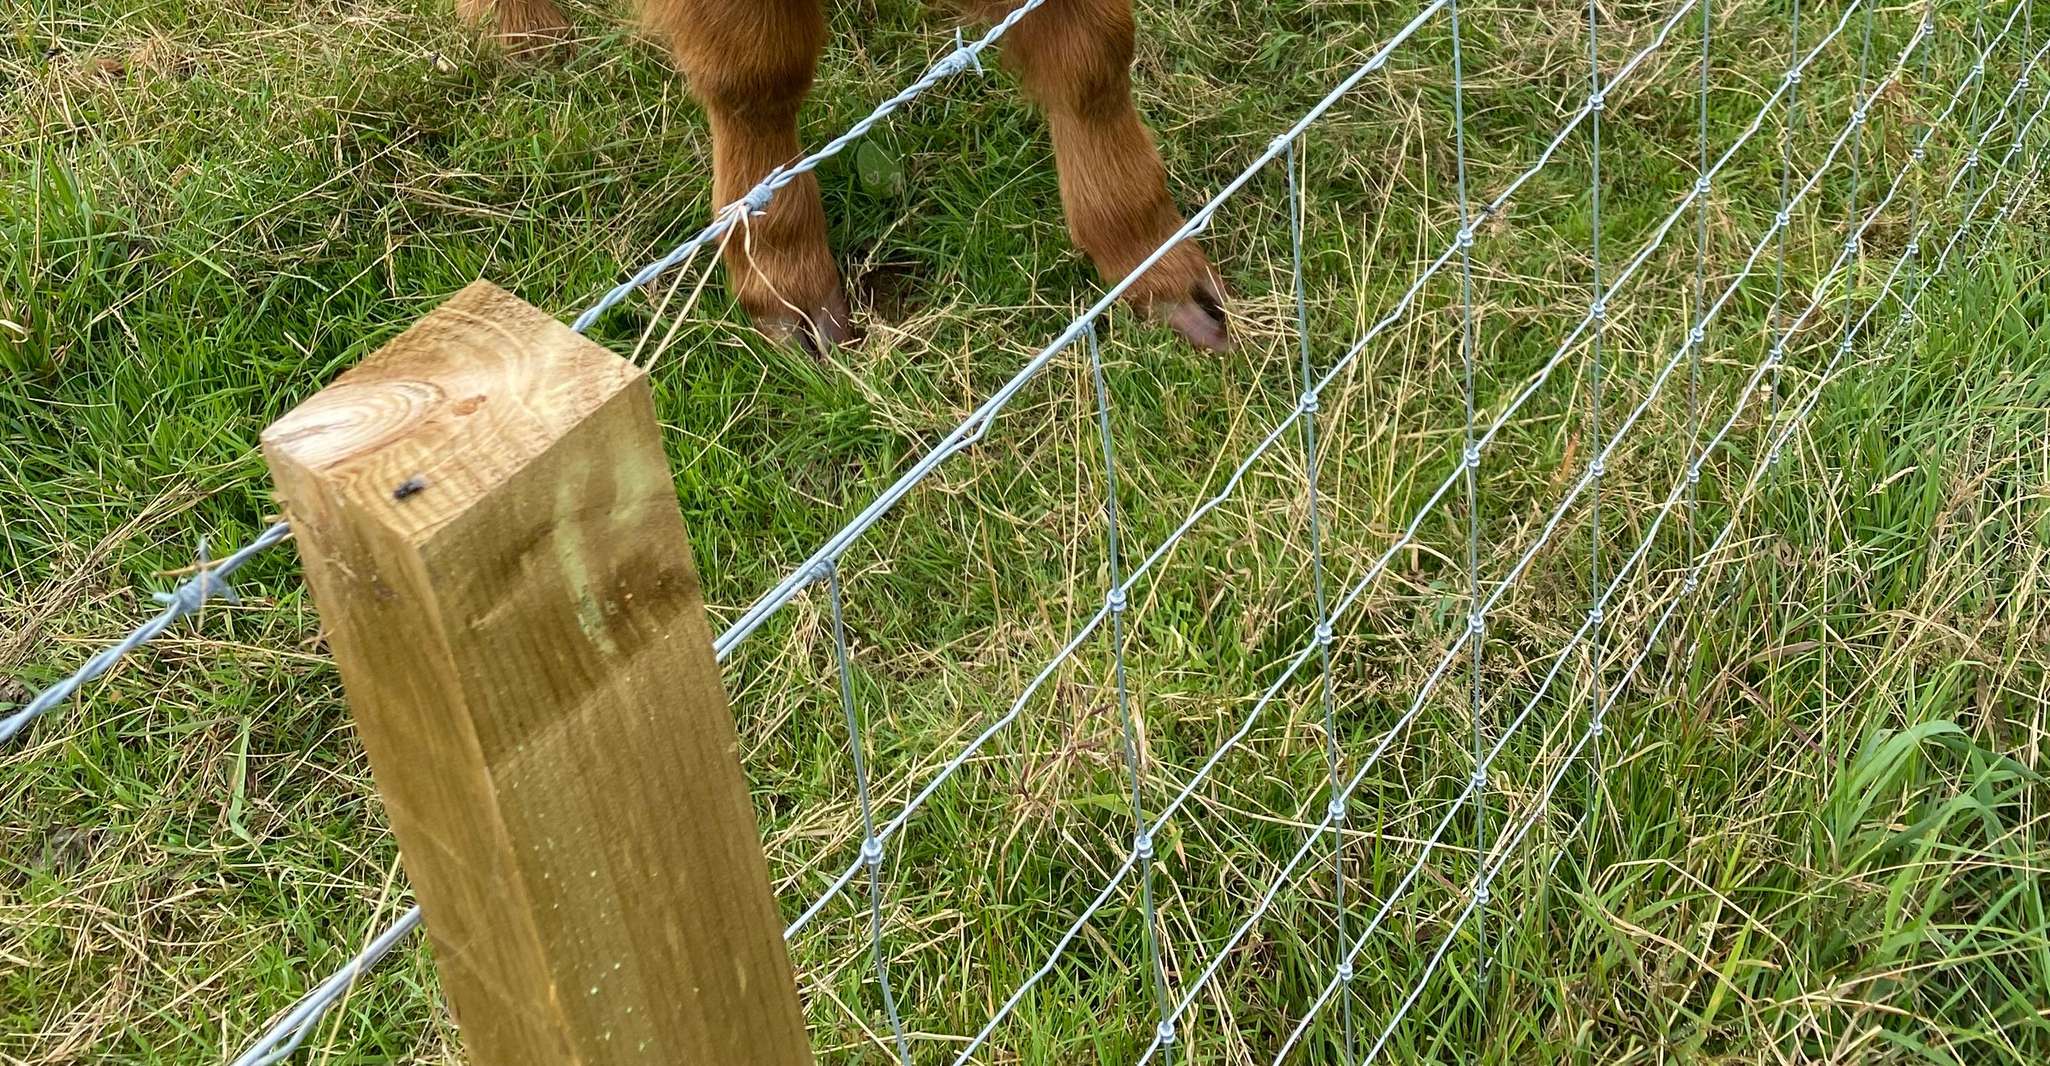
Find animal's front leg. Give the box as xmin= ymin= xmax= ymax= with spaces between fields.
xmin=456 ymin=0 xmax=574 ymax=58
xmin=649 ymin=0 xmax=854 ymax=352
xmin=970 ymin=0 xmax=1230 ymax=350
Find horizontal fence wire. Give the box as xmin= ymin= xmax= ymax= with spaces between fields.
xmin=0 ymin=522 xmax=293 ymax=745
xmin=4 ymin=0 xmax=2041 ymax=1063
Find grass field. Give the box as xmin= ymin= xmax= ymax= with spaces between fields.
xmin=5 ymin=0 xmax=2048 ymax=1062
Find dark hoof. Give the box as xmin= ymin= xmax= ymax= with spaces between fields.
xmin=1154 ymin=274 xmax=1231 ymax=352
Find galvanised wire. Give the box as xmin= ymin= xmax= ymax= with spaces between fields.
xmin=1350 ymin=123 xmax=2050 ymax=1057
xmin=1843 ymin=0 xmax=1877 ymax=405
xmin=0 ymin=522 xmax=293 ymax=746
xmin=1769 ymin=0 xmax=1804 ymax=465
xmin=1582 ymin=0 xmax=1611 ymax=874
xmin=1283 ymin=136 xmax=1355 ymax=1064
xmin=1280 ymin=104 xmax=2048 ymax=1058
xmin=819 ymin=561 xmax=911 ymax=1065
xmin=1222 ymin=28 xmax=2040 ymax=1056
xmin=1084 ymin=320 xmax=1174 ymax=1063
xmin=1447 ymin=0 xmax=1489 ymax=1016
xmin=1687 ymin=0 xmax=1712 ymax=586
xmin=226 ymin=906 xmax=423 ymax=1066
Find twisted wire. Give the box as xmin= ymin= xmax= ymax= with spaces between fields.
xmin=1 ymin=522 xmax=293 ymax=746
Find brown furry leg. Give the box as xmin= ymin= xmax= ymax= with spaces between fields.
xmin=456 ymin=0 xmax=574 ymax=59
xmin=646 ymin=0 xmax=852 ymax=352
xmin=966 ymin=0 xmax=1229 ymax=349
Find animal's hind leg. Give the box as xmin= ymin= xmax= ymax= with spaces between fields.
xmin=965 ymin=0 xmax=1229 ymax=350
xmin=456 ymin=0 xmax=573 ymax=58
xmin=647 ymin=0 xmax=853 ymax=351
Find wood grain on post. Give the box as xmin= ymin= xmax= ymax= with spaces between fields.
xmin=262 ymin=281 xmax=812 ymax=1066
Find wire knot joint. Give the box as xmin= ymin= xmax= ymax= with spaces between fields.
xmin=152 ymin=540 xmax=241 ymax=616
xmin=739 ymin=181 xmax=778 ymax=217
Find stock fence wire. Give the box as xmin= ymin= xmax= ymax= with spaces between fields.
xmin=6 ymin=1 xmax=2045 ymax=1063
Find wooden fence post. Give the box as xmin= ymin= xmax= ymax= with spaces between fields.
xmin=261 ymin=281 xmax=813 ymax=1066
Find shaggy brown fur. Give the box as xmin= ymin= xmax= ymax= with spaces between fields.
xmin=459 ymin=0 xmax=1230 ymax=352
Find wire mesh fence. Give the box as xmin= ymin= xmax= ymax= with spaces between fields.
xmin=6 ymin=0 xmax=2047 ymax=1061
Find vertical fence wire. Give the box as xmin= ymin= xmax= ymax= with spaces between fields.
xmin=1687 ymin=0 xmax=1713 ymax=581
xmin=1906 ymin=3 xmax=1935 ymax=342
xmin=1770 ymin=0 xmax=1805 ymax=475
xmin=1086 ymin=321 xmax=1175 ymax=1062
xmin=1963 ymin=0 xmax=1994 ymax=251
xmin=821 ymin=562 xmax=912 ymax=1065
xmin=1447 ymin=0 xmax=1489 ymax=1024
xmin=1282 ymin=138 xmax=1356 ymax=1064
xmin=1582 ymin=0 xmax=1611 ymax=858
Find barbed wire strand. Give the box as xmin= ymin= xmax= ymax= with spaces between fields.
xmin=818 ymin=560 xmax=912 ymax=1064
xmin=0 ymin=522 xmax=293 ymax=746
xmin=568 ymin=0 xmax=1047 ymax=335
xmin=1276 ymin=61 xmax=2050 ymax=1062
